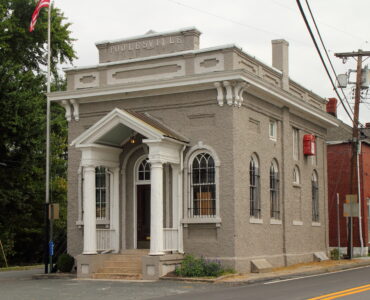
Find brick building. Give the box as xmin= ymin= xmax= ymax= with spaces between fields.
xmin=327 ymin=110 xmax=370 ymax=256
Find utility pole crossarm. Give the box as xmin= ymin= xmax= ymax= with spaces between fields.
xmin=335 ymin=50 xmax=370 ymax=58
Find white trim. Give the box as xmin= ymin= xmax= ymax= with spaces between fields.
xmin=312 ymin=222 xmax=321 ymax=227
xmin=49 ymin=71 xmax=338 ymax=127
xmin=270 ymin=219 xmax=282 ymax=225
xmin=71 ymin=108 xmax=164 ymax=147
xmin=249 ymin=218 xmax=263 ymax=224
xmin=293 ymin=220 xmax=303 ymax=226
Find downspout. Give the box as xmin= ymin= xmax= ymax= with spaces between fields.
xmin=178 ymin=145 xmax=186 ymax=253
xmin=357 ymin=140 xmax=364 ymax=255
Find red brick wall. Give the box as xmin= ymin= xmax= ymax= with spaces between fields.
xmin=328 ymin=142 xmax=370 ymax=248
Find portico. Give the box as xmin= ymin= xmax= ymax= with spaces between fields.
xmin=71 ymin=108 xmax=188 ymax=256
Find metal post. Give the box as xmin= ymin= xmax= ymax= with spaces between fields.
xmin=45 ymin=2 xmax=52 ymax=273
xmin=337 ymin=193 xmax=340 ymax=259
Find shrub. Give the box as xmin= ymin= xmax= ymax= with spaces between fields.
xmin=330 ymin=248 xmax=340 ymax=260
xmin=175 ymin=255 xmax=233 ymax=277
xmin=56 ymin=253 xmax=74 ymax=272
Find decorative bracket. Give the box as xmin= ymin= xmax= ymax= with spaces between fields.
xmin=214 ymin=80 xmax=249 ymax=107
xmin=60 ymin=99 xmax=79 ymax=122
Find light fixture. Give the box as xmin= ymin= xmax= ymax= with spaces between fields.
xmin=129 ymin=133 xmax=136 ymax=144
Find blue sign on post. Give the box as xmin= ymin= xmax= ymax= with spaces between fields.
xmin=49 ymin=241 xmax=54 ymax=256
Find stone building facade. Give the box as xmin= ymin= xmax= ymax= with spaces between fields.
xmin=49 ymin=27 xmax=338 ymax=278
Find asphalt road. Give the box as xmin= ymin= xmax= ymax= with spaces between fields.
xmin=156 ymin=265 xmax=370 ymax=300
xmin=1 ymin=266 xmax=370 ymax=300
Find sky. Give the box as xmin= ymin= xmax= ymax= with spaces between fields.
xmin=54 ymin=0 xmax=370 ymax=125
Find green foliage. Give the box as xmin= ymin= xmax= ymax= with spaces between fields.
xmin=330 ymin=248 xmax=340 ymax=260
xmin=0 ymin=0 xmax=75 ymax=265
xmin=56 ymin=253 xmax=74 ymax=273
xmin=175 ymin=255 xmax=234 ymax=277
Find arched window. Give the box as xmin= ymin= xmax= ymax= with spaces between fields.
xmin=138 ymin=158 xmax=151 ymax=181
xmin=293 ymin=165 xmax=300 ymax=185
xmin=190 ymin=153 xmax=216 ymax=217
xmin=95 ymin=166 xmax=110 ymax=220
xmin=312 ymin=171 xmax=319 ymax=222
xmin=270 ymin=160 xmax=280 ymax=219
xmin=250 ymin=154 xmax=260 ymax=218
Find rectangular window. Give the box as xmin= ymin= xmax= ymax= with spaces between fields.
xmin=96 ymin=167 xmax=110 ymax=220
xmin=293 ymin=128 xmax=299 ymax=160
xmin=269 ymin=120 xmax=277 ymax=141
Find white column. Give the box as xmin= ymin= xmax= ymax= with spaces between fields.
xmin=150 ymin=161 xmax=164 ymax=255
xmin=171 ymin=164 xmax=179 ymax=230
xmin=83 ymin=166 xmax=97 ymax=254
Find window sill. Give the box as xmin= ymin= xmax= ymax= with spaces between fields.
xmin=312 ymin=222 xmax=321 ymax=227
xmin=181 ymin=217 xmax=222 ymax=227
xmin=270 ymin=219 xmax=282 ymax=225
xmin=269 ymin=137 xmax=277 ymax=142
xmin=293 ymin=183 xmax=301 ymax=188
xmin=293 ymin=220 xmax=303 ymax=226
xmin=249 ymin=218 xmax=263 ymax=224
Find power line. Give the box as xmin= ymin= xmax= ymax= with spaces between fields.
xmin=305 ymin=0 xmax=354 ymax=115
xmin=165 ymin=0 xmax=311 ymax=47
xmin=296 ymin=0 xmax=354 ymax=123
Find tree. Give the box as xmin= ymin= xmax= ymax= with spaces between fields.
xmin=0 ymin=0 xmax=75 ymax=265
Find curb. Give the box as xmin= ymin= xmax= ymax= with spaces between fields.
xmin=32 ymin=273 xmax=77 ymax=280
xmin=160 ymin=260 xmax=370 ymax=285
xmin=222 ymin=260 xmax=370 ymax=286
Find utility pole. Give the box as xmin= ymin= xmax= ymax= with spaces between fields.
xmin=335 ymin=50 xmax=370 ymax=259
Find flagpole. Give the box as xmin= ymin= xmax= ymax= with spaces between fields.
xmin=46 ymin=0 xmax=52 ymax=273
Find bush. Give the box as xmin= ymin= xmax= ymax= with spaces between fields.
xmin=175 ymin=255 xmax=232 ymax=277
xmin=56 ymin=253 xmax=74 ymax=272
xmin=330 ymin=248 xmax=340 ymax=260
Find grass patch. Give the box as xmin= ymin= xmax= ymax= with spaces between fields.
xmin=0 ymin=264 xmax=43 ymax=272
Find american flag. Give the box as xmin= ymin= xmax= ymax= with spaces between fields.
xmin=29 ymin=0 xmax=50 ymax=32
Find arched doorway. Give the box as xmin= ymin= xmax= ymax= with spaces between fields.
xmin=135 ymin=156 xmax=151 ymax=249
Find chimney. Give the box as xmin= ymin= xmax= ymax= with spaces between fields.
xmin=366 ymin=122 xmax=370 ymax=128
xmin=326 ymin=98 xmax=338 ymax=117
xmin=272 ymin=39 xmax=289 ymax=90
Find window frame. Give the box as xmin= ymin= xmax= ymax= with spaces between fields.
xmin=189 ymin=152 xmax=216 ymax=218
xmin=250 ymin=154 xmax=261 ymax=219
xmin=95 ymin=166 xmax=111 ymax=222
xmin=293 ymin=127 xmax=299 ymax=161
xmin=312 ymin=171 xmax=319 ymax=223
xmin=269 ymin=120 xmax=277 ymax=141
xmin=270 ymin=159 xmax=280 ymax=220
xmin=293 ymin=165 xmax=300 ymax=185
xmin=183 ymin=144 xmax=221 ymax=225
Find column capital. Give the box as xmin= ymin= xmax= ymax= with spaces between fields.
xmin=148 ymin=159 xmax=166 ymax=167
xmin=84 ymin=165 xmax=96 ymax=172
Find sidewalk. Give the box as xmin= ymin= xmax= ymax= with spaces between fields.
xmin=161 ymin=257 xmax=370 ymax=285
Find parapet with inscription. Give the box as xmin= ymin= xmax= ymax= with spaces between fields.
xmin=95 ymin=27 xmax=201 ymax=63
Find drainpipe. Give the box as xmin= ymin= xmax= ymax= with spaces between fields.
xmin=178 ymin=145 xmax=186 ymax=254
xmin=357 ymin=141 xmax=364 ymax=255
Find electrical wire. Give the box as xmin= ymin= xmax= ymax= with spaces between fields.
xmin=305 ymin=0 xmax=353 ymax=115
xmin=296 ymin=0 xmax=354 ymax=123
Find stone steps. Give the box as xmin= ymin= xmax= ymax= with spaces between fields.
xmin=92 ymin=272 xmax=142 ymax=280
xmin=92 ymin=249 xmax=148 ymax=280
